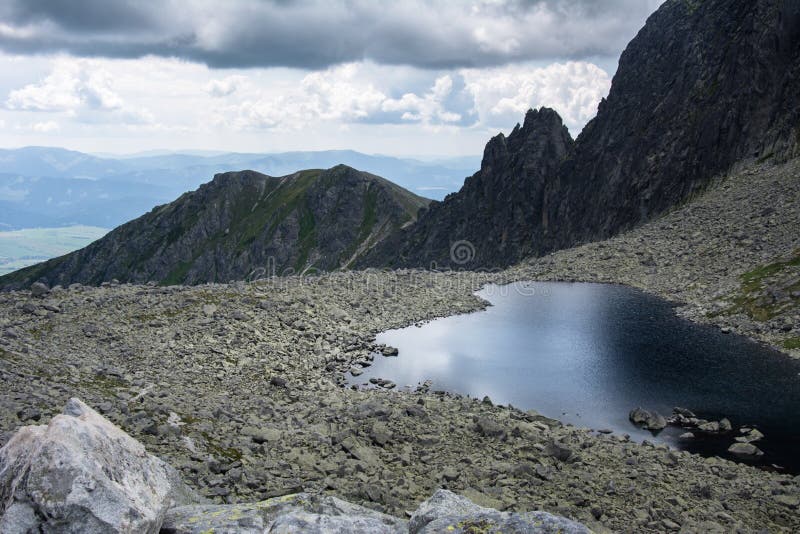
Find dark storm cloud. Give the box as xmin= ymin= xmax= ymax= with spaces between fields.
xmin=0 ymin=0 xmax=664 ymax=69
xmin=5 ymin=0 xmax=155 ymax=31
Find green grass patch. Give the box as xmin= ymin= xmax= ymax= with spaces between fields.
xmin=234 ymin=170 xmax=321 ymax=254
xmin=783 ymin=337 xmax=800 ymax=350
xmin=357 ymin=187 xmax=378 ymax=244
xmin=757 ymin=151 xmax=775 ymax=164
xmin=684 ymin=0 xmax=701 ymax=15
xmin=721 ymin=251 xmax=800 ymax=321
xmin=338 ymin=186 xmax=379 ymax=268
xmin=293 ymin=203 xmax=317 ymax=272
xmin=86 ymin=374 xmax=127 ymax=397
xmin=201 ymin=432 xmax=243 ymax=461
xmin=161 ymin=260 xmax=193 ymax=286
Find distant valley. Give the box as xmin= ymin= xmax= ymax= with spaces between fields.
xmin=0 ymin=225 xmax=108 ymax=277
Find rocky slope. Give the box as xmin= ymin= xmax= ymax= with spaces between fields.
xmin=506 ymin=157 xmax=800 ymax=358
xmin=0 ymin=165 xmax=429 ymax=288
xmin=364 ymin=0 xmax=800 ymax=269
xmin=1 ymin=262 xmax=799 ymax=532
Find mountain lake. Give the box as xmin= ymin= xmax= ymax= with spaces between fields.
xmin=350 ymin=282 xmax=800 ymax=473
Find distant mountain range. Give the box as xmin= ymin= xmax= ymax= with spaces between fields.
xmin=0 ymin=147 xmax=478 ymax=230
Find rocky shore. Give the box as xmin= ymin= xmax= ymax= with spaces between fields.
xmin=508 ymin=158 xmax=800 ymax=358
xmin=1 ymin=159 xmax=799 ymax=532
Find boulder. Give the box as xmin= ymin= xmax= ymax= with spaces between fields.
xmin=629 ymin=407 xmax=666 ymax=431
xmin=0 ymin=398 xmax=196 ymax=534
xmin=718 ymin=418 xmax=732 ymax=432
xmin=409 ymin=489 xmax=590 ymax=534
xmin=698 ymin=421 xmax=720 ymax=433
xmin=629 ymin=407 xmax=650 ymax=425
xmin=162 ymin=493 xmax=406 ymax=534
xmin=475 ymin=417 xmax=506 ymax=439
xmin=727 ymin=442 xmax=764 ymax=459
xmin=381 ymin=346 xmax=399 ymax=357
xmin=30 ymin=282 xmax=50 ymax=298
xmin=735 ymin=428 xmax=765 ymax=443
xmin=545 ymin=440 xmax=574 ymax=462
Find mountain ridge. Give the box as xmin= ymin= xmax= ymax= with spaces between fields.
xmin=0 ymin=165 xmax=429 ymax=288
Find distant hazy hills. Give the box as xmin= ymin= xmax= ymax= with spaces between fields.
xmin=0 ymin=147 xmax=478 ymax=230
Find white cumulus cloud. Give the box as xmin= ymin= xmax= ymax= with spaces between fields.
xmin=205 ymin=75 xmax=249 ymax=97
xmin=461 ymin=61 xmax=611 ymax=134
xmin=218 ymin=64 xmax=464 ymax=131
xmin=31 ymin=120 xmax=59 ymax=132
xmin=5 ymin=58 xmax=153 ymax=125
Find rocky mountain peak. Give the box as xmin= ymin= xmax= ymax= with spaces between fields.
xmin=360 ymin=106 xmax=573 ymax=269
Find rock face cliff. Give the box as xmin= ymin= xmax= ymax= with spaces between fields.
xmin=0 ymin=165 xmax=429 ymax=287
xmin=543 ymin=0 xmax=800 ymax=252
xmin=360 ymin=108 xmax=573 ymax=268
xmin=363 ymin=0 xmax=800 ymax=269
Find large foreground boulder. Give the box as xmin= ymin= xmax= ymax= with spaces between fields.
xmin=0 ymin=398 xmax=195 ymax=533
xmin=409 ymin=489 xmax=591 ymax=534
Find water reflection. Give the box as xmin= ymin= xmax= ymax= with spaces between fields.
xmin=351 ymin=282 xmax=800 ymax=472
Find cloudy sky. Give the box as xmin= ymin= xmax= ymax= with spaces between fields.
xmin=0 ymin=0 xmax=663 ymax=156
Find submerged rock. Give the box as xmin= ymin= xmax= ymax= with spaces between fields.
xmin=0 ymin=398 xmax=195 ymax=533
xmin=381 ymin=346 xmax=399 ymax=357
xmin=727 ymin=442 xmax=765 ymax=459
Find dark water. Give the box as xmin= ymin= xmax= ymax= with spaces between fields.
xmin=352 ymin=282 xmax=800 ymax=472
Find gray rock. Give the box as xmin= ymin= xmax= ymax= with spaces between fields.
xmin=381 ymin=346 xmax=399 ymax=357
xmin=698 ymin=421 xmax=721 ymax=433
xmin=735 ymin=428 xmax=765 ymax=443
xmin=727 ymin=442 xmax=764 ymax=459
xmin=629 ymin=407 xmax=650 ymax=425
xmin=162 ymin=493 xmax=406 ymax=534
xmin=409 ymin=489 xmax=590 ymax=534
xmin=475 ymin=417 xmax=506 ymax=439
xmin=718 ymin=418 xmax=732 ymax=432
xmin=0 ymin=398 xmax=195 ymax=534
xmin=545 ymin=440 xmax=573 ymax=462
xmin=629 ymin=407 xmax=666 ymax=431
xmin=30 ymin=282 xmax=49 ymax=298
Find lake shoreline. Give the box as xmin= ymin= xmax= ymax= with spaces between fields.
xmin=350 ymin=281 xmax=800 ymax=474
xmin=505 ymin=159 xmax=800 ymax=359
